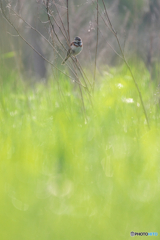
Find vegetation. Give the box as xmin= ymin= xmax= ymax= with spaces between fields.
xmin=1 ymin=0 xmax=160 ymax=238
xmin=0 ymin=62 xmax=159 ymax=239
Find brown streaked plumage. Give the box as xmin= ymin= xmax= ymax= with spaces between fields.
xmin=61 ymin=36 xmax=83 ymax=64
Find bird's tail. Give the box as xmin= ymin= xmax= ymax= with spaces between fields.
xmin=61 ymin=54 xmax=70 ymax=65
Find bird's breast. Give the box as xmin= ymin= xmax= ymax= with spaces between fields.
xmin=71 ymin=44 xmax=83 ymax=56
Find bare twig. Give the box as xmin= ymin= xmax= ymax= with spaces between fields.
xmin=46 ymin=0 xmax=54 ymax=46
xmin=10 ymin=6 xmax=90 ymax=89
xmin=75 ymin=59 xmax=93 ymax=107
xmin=76 ymin=59 xmax=92 ymax=87
xmin=52 ymin=2 xmax=69 ymax=45
xmin=1 ymin=0 xmax=93 ymax=114
xmin=101 ymin=0 xmax=150 ymax=129
xmin=46 ymin=0 xmax=66 ymax=50
xmin=66 ymin=0 xmax=70 ymax=43
xmin=49 ymin=10 xmax=69 ymax=46
xmin=45 ymin=1 xmax=90 ymax=94
xmin=73 ymin=61 xmax=87 ymax=121
xmin=0 ymin=2 xmax=88 ymax=87
xmin=47 ymin=0 xmax=92 ymax=98
xmin=91 ymin=0 xmax=123 ymax=60
xmin=93 ymin=0 xmax=99 ymax=91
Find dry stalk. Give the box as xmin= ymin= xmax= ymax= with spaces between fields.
xmin=91 ymin=0 xmax=123 ymax=59
xmin=66 ymin=0 xmax=70 ymax=43
xmin=9 ymin=5 xmax=89 ymax=88
xmin=73 ymin=61 xmax=87 ymax=121
xmin=46 ymin=0 xmax=91 ymax=97
xmin=0 ymin=0 xmax=92 ymax=116
xmin=0 ymin=1 xmax=88 ymax=87
xmin=53 ymin=2 xmax=69 ymax=46
xmin=101 ymin=0 xmax=150 ymax=129
xmin=93 ymin=0 xmax=99 ymax=92
xmin=46 ymin=0 xmax=66 ymax=50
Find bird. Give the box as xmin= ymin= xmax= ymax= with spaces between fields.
xmin=61 ymin=36 xmax=83 ymax=64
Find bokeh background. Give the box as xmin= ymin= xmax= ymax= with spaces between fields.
xmin=0 ymin=1 xmax=160 ymax=239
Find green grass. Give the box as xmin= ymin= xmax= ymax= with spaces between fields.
xmin=0 ymin=64 xmax=160 ymax=239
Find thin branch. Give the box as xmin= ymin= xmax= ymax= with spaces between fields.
xmin=73 ymin=61 xmax=87 ymax=122
xmin=49 ymin=10 xmax=69 ymax=46
xmin=101 ymin=0 xmax=150 ymax=129
xmin=76 ymin=59 xmax=92 ymax=87
xmin=101 ymin=0 xmax=116 ymax=34
xmin=66 ymin=0 xmax=70 ymax=43
xmin=93 ymin=0 xmax=99 ymax=91
xmin=106 ymin=42 xmax=123 ymax=60
xmin=46 ymin=0 xmax=66 ymax=50
xmin=91 ymin=0 xmax=114 ymax=34
xmin=96 ymin=22 xmax=124 ymax=60
xmin=53 ymin=2 xmax=69 ymax=46
xmin=47 ymin=1 xmax=92 ymax=96
xmin=0 ymin=2 xmax=87 ymax=88
xmin=45 ymin=1 xmax=89 ymax=94
xmin=46 ymin=2 xmax=91 ymax=94
xmin=1 ymin=1 xmax=92 ymax=109
xmin=46 ymin=0 xmax=54 ymax=46
xmin=9 ymin=7 xmax=89 ymax=89
xmin=76 ymin=60 xmax=93 ymax=108
xmin=91 ymin=0 xmax=123 ymax=60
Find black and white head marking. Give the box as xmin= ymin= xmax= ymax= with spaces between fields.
xmin=73 ymin=36 xmax=82 ymax=47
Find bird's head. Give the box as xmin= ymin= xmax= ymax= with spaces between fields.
xmin=74 ymin=36 xmax=82 ymax=43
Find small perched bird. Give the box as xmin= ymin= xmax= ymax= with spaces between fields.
xmin=61 ymin=36 xmax=83 ymax=64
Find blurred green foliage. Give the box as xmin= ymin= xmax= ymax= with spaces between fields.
xmin=106 ymin=0 xmax=145 ymax=13
xmin=0 ymin=63 xmax=160 ymax=239
xmin=118 ymin=0 xmax=144 ymax=12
